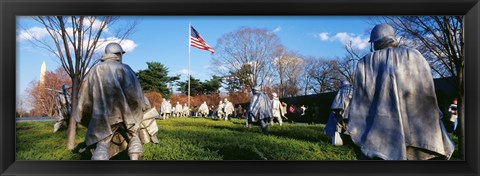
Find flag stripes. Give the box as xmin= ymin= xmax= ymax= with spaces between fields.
xmin=190 ymin=26 xmax=214 ymax=53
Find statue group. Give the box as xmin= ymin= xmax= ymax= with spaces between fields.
xmin=59 ymin=23 xmax=454 ymax=161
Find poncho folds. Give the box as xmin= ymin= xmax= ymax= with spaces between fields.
xmin=74 ymin=54 xmax=145 ymax=147
xmin=247 ymin=91 xmax=273 ymax=121
xmin=324 ymin=83 xmax=353 ymax=137
xmin=346 ymin=47 xmax=455 ymax=160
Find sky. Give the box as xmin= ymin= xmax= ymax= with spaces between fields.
xmin=16 ymin=16 xmax=375 ymax=108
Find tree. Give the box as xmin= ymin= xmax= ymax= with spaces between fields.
xmin=271 ymin=49 xmax=304 ymax=97
xmin=202 ymin=75 xmax=223 ymax=94
xmin=26 ymin=66 xmax=71 ymax=117
xmin=144 ymin=91 xmax=163 ymax=110
xmin=334 ymin=41 xmax=368 ymax=84
xmin=137 ymin=62 xmax=180 ymax=98
xmin=222 ymin=66 xmax=252 ymax=93
xmin=299 ymin=57 xmax=316 ymax=96
xmin=213 ymin=27 xmax=282 ymax=89
xmin=374 ymin=16 xmax=465 ymax=158
xmin=306 ymin=57 xmax=341 ymax=94
xmin=176 ymin=75 xmax=222 ymax=95
xmin=176 ymin=76 xmax=203 ymax=96
xmin=26 ymin=16 xmax=138 ymax=150
xmin=16 ymin=94 xmax=30 ymax=118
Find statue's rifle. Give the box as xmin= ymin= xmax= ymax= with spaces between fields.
xmin=45 ymin=88 xmax=63 ymax=94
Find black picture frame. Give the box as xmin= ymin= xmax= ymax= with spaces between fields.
xmin=2 ymin=0 xmax=479 ymax=175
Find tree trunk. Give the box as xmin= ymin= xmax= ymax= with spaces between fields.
xmin=66 ymin=75 xmax=80 ymax=150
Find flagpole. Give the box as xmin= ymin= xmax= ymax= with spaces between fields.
xmin=188 ymin=22 xmax=191 ymax=111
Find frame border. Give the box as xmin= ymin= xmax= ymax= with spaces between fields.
xmin=2 ymin=0 xmax=479 ymax=176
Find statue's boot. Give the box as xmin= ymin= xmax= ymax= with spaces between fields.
xmin=128 ymin=136 xmax=143 ymax=160
xmin=91 ymin=137 xmax=111 ymax=160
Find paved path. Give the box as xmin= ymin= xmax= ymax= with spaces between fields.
xmin=16 ymin=116 xmax=56 ymax=123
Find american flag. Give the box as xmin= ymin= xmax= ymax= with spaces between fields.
xmin=190 ymin=26 xmax=214 ymax=54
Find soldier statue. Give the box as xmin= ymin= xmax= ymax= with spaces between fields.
xmin=198 ymin=101 xmax=209 ymax=117
xmin=247 ymin=86 xmax=272 ymax=135
xmin=223 ymin=98 xmax=235 ymax=121
xmin=53 ymin=84 xmax=71 ymax=133
xmin=73 ymin=42 xmax=146 ymax=160
xmin=346 ymin=24 xmax=454 ymax=160
xmin=324 ymin=80 xmax=353 ymax=146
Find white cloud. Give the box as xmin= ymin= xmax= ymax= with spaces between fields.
xmin=273 ymin=27 xmax=282 ymax=33
xmin=18 ymin=25 xmax=137 ymax=54
xmin=81 ymin=17 xmax=109 ymax=32
xmin=316 ymin=31 xmax=369 ymax=50
xmin=317 ymin=32 xmax=330 ymax=41
xmin=17 ymin=17 xmax=109 ymax=42
xmin=179 ymin=69 xmax=189 ymax=75
xmin=17 ymin=27 xmax=49 ymax=41
xmin=96 ymin=37 xmax=138 ymax=53
xmin=333 ymin=32 xmax=369 ymax=50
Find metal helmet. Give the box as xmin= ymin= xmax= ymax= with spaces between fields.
xmin=369 ymin=24 xmax=396 ymax=43
xmin=272 ymin=92 xmax=278 ymax=98
xmin=341 ymin=80 xmax=351 ymax=87
xmin=105 ymin=42 xmax=126 ymax=54
xmin=62 ymin=84 xmax=71 ymax=91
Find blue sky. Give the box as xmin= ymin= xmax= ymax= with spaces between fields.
xmin=16 ymin=16 xmax=374 ymax=103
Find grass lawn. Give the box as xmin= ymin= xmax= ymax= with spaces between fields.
xmin=16 ymin=117 xmax=461 ymax=160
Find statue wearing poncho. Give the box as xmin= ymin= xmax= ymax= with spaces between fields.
xmin=324 ymin=80 xmax=353 ymax=146
xmin=223 ymin=98 xmax=235 ymax=121
xmin=346 ymin=24 xmax=454 ymax=160
xmin=73 ymin=43 xmax=145 ymax=160
xmin=247 ymin=86 xmax=273 ymax=135
xmin=198 ymin=102 xmax=209 ymax=117
xmin=53 ymin=84 xmax=72 ymax=133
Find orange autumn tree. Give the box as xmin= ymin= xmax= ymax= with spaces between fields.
xmin=144 ymin=91 xmax=163 ymax=110
xmin=27 ymin=66 xmax=71 ymax=117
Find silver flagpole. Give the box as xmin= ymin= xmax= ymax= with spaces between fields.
xmin=188 ymin=22 xmax=191 ymax=111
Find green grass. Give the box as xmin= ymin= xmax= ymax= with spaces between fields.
xmin=16 ymin=117 xmax=460 ymax=160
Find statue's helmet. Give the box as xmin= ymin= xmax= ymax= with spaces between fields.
xmin=252 ymin=86 xmax=261 ymax=92
xmin=105 ymin=42 xmax=126 ymax=55
xmin=272 ymin=92 xmax=278 ymax=98
xmin=369 ymin=24 xmax=396 ymax=43
xmin=224 ymin=98 xmax=228 ymax=102
xmin=341 ymin=80 xmax=351 ymax=87
xmin=62 ymin=84 xmax=70 ymax=91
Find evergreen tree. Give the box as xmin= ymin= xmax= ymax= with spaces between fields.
xmin=137 ymin=62 xmax=180 ymax=98
xmin=176 ymin=76 xmax=202 ymax=95
xmin=203 ymin=75 xmax=222 ymax=94
xmin=176 ymin=75 xmax=222 ymax=95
